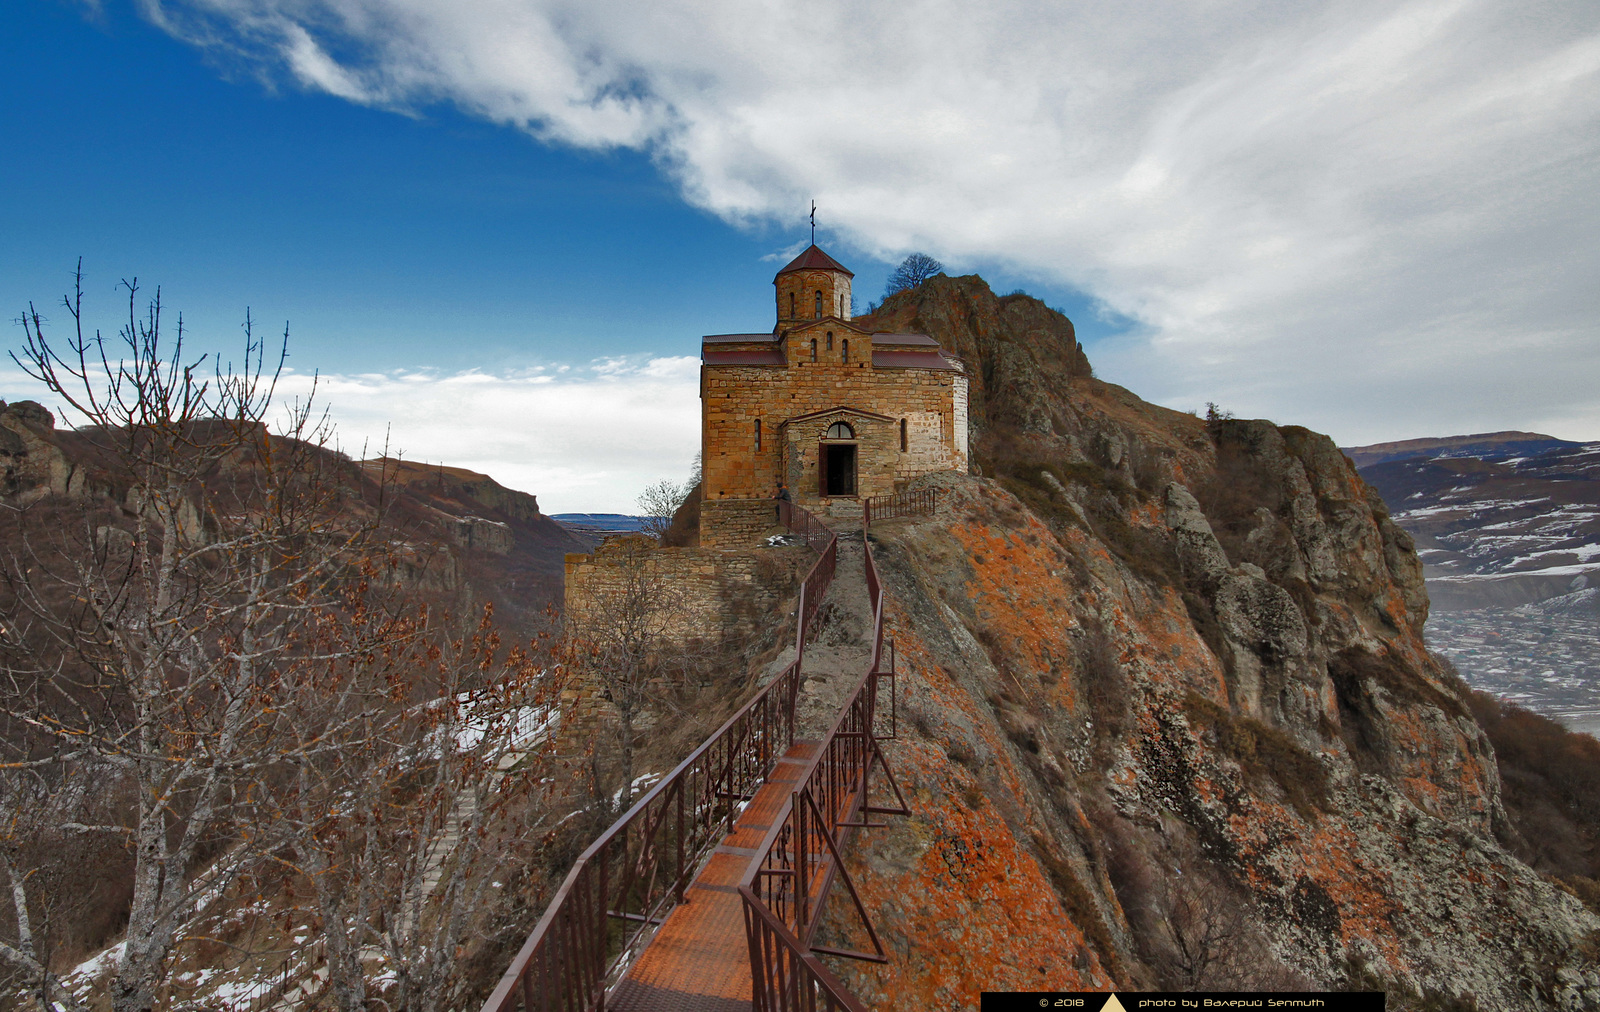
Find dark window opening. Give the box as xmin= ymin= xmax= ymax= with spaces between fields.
xmin=825 ymin=421 xmax=854 ymax=439
xmin=821 ymin=443 xmax=857 ymax=497
xmin=810 ymin=338 xmax=818 ymax=362
xmin=900 ymin=418 xmax=908 ymax=452
xmin=814 ymin=291 xmax=823 ymax=318
xmin=755 ymin=418 xmax=762 ymax=450
xmin=841 ymin=339 xmax=849 ymax=363
xmin=790 ymin=292 xmax=796 ymax=318
xmin=826 ymin=332 xmax=833 ymax=351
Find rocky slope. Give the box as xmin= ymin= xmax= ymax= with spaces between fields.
xmin=359 ymin=455 xmax=591 ymax=622
xmin=0 ymin=402 xmax=584 ymax=622
xmin=804 ymin=279 xmax=1600 ymax=1007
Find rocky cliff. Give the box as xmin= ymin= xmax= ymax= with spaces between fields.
xmin=813 ymin=279 xmax=1600 ymax=1008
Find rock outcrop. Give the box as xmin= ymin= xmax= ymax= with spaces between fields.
xmin=0 ymin=400 xmax=90 ymax=501
xmin=818 ymin=279 xmax=1600 ymax=1008
xmin=867 ymin=275 xmax=1092 ymax=437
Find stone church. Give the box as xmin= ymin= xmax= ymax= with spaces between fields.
xmin=699 ymin=245 xmax=969 ymax=547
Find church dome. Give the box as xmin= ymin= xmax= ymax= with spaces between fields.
xmin=774 ymin=245 xmax=854 ymax=278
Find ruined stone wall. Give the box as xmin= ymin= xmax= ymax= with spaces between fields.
xmin=558 ymin=537 xmax=808 ymax=738
xmin=699 ymin=499 xmax=779 ymax=550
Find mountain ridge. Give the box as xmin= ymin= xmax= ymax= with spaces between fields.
xmin=1341 ymin=430 xmax=1581 ymax=469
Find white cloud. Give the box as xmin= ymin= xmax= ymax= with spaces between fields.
xmin=3 ymin=358 xmax=701 ymax=514
xmin=284 ymin=358 xmax=702 ymax=513
xmin=143 ymin=0 xmax=1600 ymax=444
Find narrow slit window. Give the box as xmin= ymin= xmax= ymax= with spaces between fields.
xmin=810 ymin=338 xmax=818 ymax=362
xmin=826 ymin=332 xmax=833 ymax=351
xmin=900 ymin=418 xmax=908 ymax=452
xmin=841 ymin=339 xmax=849 ymax=363
xmin=814 ymin=291 xmax=823 ymax=318
xmin=755 ymin=418 xmax=762 ymax=451
xmin=789 ymin=292 xmax=796 ymax=318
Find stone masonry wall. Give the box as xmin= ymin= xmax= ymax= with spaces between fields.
xmin=784 ymin=319 xmax=870 ymax=366
xmin=776 ymin=269 xmax=852 ymax=323
xmin=782 ymin=410 xmax=897 ymax=501
xmin=702 ymin=360 xmax=965 ymax=511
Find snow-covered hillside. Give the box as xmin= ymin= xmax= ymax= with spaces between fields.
xmin=1354 ymin=434 xmax=1600 ymax=611
xmin=1350 ymin=432 xmax=1600 ymax=736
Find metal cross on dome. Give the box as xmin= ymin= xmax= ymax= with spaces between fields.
xmin=810 ymin=200 xmax=816 ymax=244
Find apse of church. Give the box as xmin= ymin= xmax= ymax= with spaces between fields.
xmin=699 ymin=245 xmax=969 ymax=547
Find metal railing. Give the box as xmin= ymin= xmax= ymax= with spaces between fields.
xmin=779 ymin=500 xmax=835 ymax=554
xmin=480 ymin=501 xmax=837 ymax=1012
xmin=863 ymin=487 xmax=938 ymax=525
xmin=741 ymin=889 xmax=871 ymax=1012
xmin=738 ymin=509 xmax=909 ymax=1012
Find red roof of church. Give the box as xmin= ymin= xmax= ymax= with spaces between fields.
xmin=775 ymin=245 xmax=854 ymax=277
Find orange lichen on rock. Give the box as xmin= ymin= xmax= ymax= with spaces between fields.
xmin=827 ymin=465 xmax=1598 ymax=1007
xmin=826 ymin=736 xmax=1114 ymax=1006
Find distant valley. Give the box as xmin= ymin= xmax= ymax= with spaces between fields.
xmin=550 ymin=512 xmax=650 ymax=538
xmin=1349 ymin=430 xmax=1600 ymax=734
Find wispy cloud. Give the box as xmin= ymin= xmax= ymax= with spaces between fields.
xmin=138 ymin=0 xmax=1599 ymax=443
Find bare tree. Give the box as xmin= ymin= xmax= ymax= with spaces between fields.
xmin=1151 ymin=873 xmax=1306 ymax=990
xmin=270 ymin=602 xmax=568 ymax=1012
xmin=0 ymin=268 xmax=392 ymax=1012
xmin=636 ymin=478 xmax=690 ymax=541
xmin=0 ymin=769 xmax=93 ymax=1012
xmin=565 ymin=536 xmax=691 ymax=809
xmin=883 ymin=252 xmax=945 ymax=297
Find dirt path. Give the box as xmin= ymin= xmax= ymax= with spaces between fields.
xmin=794 ymin=525 xmax=876 ymax=737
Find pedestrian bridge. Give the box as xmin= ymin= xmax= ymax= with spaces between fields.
xmin=480 ymin=496 xmax=931 ymax=1012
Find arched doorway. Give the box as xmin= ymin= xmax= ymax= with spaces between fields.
xmin=820 ymin=421 xmax=857 ymax=496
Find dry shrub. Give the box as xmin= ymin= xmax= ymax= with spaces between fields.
xmin=661 ymin=481 xmax=701 ymax=547
xmin=1183 ymin=694 xmax=1328 ymax=818
xmin=1467 ymin=690 xmax=1600 ymax=882
xmin=1029 ymin=832 xmax=1125 ymax=983
xmin=961 ymin=781 xmax=986 ymax=810
xmin=1128 ymin=442 xmax=1171 ymax=495
xmin=1330 ymin=647 xmax=1467 ymax=719
xmin=1084 ymin=804 xmax=1309 ymax=991
xmin=1339 ymin=956 xmax=1480 ymax=1010
xmin=1078 ymin=622 xmax=1130 ymax=741
xmin=1196 ymin=420 xmax=1283 ymax=562
xmin=1095 ymin=514 xmax=1181 ymax=587
xmin=1181 ymin=591 xmax=1227 ymax=661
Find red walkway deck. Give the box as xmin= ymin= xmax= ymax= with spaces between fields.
xmin=608 ymin=740 xmax=823 ymax=1012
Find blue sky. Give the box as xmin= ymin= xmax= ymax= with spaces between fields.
xmin=1 ymin=2 xmax=1120 ymax=365
xmin=4 ymin=0 xmax=1597 ymax=510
